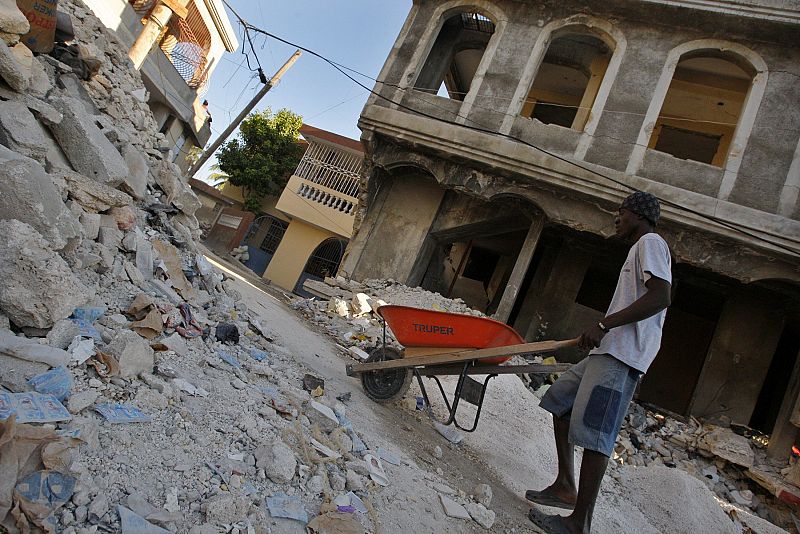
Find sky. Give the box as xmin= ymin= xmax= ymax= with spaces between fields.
xmin=195 ymin=1 xmax=412 ymax=183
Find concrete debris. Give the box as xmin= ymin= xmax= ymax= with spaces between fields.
xmin=46 ymin=94 xmax=129 ymax=187
xmin=0 ymin=156 xmax=82 ymax=250
xmin=59 ymin=168 xmax=133 ymax=213
xmin=699 ymin=427 xmax=755 ymax=468
xmin=106 ymin=329 xmax=154 ymax=378
xmin=465 ymin=501 xmax=496 ymax=529
xmin=0 ymin=39 xmax=31 ymax=91
xmin=438 ymin=494 xmax=471 ymax=520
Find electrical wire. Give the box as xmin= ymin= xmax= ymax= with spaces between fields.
xmin=219 ymin=3 xmax=799 ymax=257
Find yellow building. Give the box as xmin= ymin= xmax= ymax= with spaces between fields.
xmin=213 ymin=125 xmax=364 ymax=295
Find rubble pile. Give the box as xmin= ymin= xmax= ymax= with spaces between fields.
xmin=609 ymin=404 xmax=798 ymax=530
xmin=291 ymin=277 xmax=483 ymax=357
xmin=0 ymin=1 xmax=411 ymax=532
xmin=296 ymin=277 xmax=797 ymax=532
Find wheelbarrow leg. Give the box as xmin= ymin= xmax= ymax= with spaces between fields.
xmin=454 ymin=373 xmax=498 ymax=432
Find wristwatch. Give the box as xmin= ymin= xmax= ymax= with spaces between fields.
xmin=597 ymin=321 xmax=610 ymax=334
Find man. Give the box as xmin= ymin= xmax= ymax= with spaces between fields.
xmin=527 ymin=191 xmax=672 ymax=534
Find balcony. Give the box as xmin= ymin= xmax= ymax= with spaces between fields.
xmin=276 ymin=141 xmax=362 ymax=237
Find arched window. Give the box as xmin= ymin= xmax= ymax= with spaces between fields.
xmin=647 ymin=52 xmax=755 ymax=166
xmin=522 ymin=32 xmax=612 ymax=131
xmin=414 ymin=12 xmax=496 ymax=102
xmin=293 ymin=238 xmax=348 ymax=296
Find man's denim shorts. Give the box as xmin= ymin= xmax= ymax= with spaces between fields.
xmin=539 ymin=354 xmax=641 ymax=457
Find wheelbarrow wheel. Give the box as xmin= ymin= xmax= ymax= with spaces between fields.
xmin=361 ymin=346 xmax=412 ymax=403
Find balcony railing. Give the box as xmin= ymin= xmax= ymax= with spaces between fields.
xmin=294 ymin=141 xmax=362 ymax=198
xmin=297 ymin=182 xmax=356 ymax=215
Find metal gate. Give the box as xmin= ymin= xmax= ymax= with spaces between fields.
xmin=293 ymin=238 xmax=348 ymax=296
xmin=241 ymin=215 xmax=288 ymax=276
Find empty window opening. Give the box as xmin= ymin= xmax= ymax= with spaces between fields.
xmin=415 ymin=12 xmax=496 ymax=101
xmin=648 ymin=53 xmax=754 ymax=166
xmin=575 ymin=260 xmax=618 ymax=312
xmin=523 ymin=33 xmax=612 ymax=131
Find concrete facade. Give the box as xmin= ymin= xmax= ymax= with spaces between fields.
xmin=83 ymin=0 xmax=238 ymax=165
xmin=347 ymin=0 xmax=800 ymax=456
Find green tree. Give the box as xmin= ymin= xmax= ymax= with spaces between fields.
xmin=216 ymin=108 xmax=304 ymax=213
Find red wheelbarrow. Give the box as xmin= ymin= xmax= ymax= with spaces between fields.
xmin=346 ymin=305 xmax=578 ymax=432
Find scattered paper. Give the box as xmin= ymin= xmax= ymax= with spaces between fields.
xmin=118 ymin=505 xmax=171 ymax=534
xmin=310 ymin=438 xmax=342 ymax=460
xmin=0 ymin=392 xmax=71 ymax=423
xmin=28 ymin=366 xmax=73 ymax=401
xmin=95 ymin=403 xmax=151 ymax=424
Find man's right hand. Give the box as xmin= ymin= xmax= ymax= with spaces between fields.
xmin=578 ymin=324 xmax=606 ymax=350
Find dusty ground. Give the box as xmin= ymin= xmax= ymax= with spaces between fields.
xmin=209 ymin=253 xmax=784 ymax=534
xmin=207 ymin=253 xmax=543 ymax=533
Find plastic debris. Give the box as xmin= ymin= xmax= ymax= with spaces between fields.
xmin=95 ymin=403 xmax=151 ymax=424
xmin=249 ymin=348 xmax=268 ymax=362
xmin=265 ymin=493 xmax=308 ymax=524
xmin=176 ymin=303 xmax=202 ymax=338
xmin=217 ymin=349 xmax=242 ymax=369
xmin=346 ymin=492 xmax=368 ymax=514
xmin=70 ymin=306 xmax=104 ymax=340
xmin=0 ymin=392 xmax=72 ymax=423
xmin=28 ymin=366 xmax=73 ymax=401
xmin=433 ymin=421 xmax=463 ymax=444
xmin=336 ymin=413 xmax=367 ymax=453
xmin=215 ymin=322 xmax=239 ymax=344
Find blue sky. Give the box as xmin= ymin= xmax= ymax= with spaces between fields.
xmin=195 ymin=1 xmax=412 ymax=183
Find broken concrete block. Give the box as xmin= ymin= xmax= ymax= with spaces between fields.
xmin=0 ymin=220 xmax=92 ymax=328
xmin=0 ymin=39 xmax=30 ymax=91
xmin=45 ymin=95 xmax=129 ymax=186
xmin=308 ymin=401 xmax=340 ymax=433
xmin=0 ymin=328 xmax=70 ymax=366
xmin=107 ymin=329 xmax=155 ymax=378
xmin=351 ymin=293 xmax=372 ymax=316
xmin=0 ymin=0 xmax=29 ymax=42
xmin=259 ymin=440 xmax=297 ymax=484
xmin=46 ymin=319 xmax=80 ymax=349
xmin=98 ymin=226 xmax=124 ymax=249
xmin=439 ymin=494 xmax=471 ymax=520
xmin=0 ymin=154 xmax=82 ymax=250
xmin=465 ymin=502 xmax=495 ymax=529
xmin=0 ymin=349 xmax=48 ymax=392
xmin=0 ymin=99 xmax=48 ymax=163
xmin=154 ymin=161 xmax=201 ymax=216
xmin=698 ymin=428 xmax=754 ymax=468
xmin=68 ymin=390 xmax=99 ymax=414
xmin=59 ymin=169 xmax=133 ymax=212
xmin=120 ymin=144 xmax=148 ymax=199
xmin=136 ymin=239 xmax=154 ymax=280
xmin=124 ymin=261 xmax=145 ymax=286
xmin=80 ymin=213 xmax=101 ymax=240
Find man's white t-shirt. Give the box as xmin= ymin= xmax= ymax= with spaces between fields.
xmin=590 ymin=233 xmax=672 ymax=373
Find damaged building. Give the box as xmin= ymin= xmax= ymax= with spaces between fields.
xmin=341 ymin=0 xmax=800 ymax=458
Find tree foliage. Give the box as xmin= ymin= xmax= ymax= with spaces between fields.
xmin=217 ymin=108 xmax=304 ymax=213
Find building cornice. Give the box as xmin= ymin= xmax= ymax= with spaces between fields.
xmin=640 ymin=0 xmax=800 ymax=25
xmin=359 ymin=105 xmax=800 ymax=265
xmin=202 ymin=0 xmax=238 ymax=52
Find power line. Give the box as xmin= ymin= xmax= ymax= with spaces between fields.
xmin=219 ymin=4 xmax=799 ymax=258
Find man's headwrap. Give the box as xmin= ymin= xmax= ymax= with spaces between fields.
xmin=621 ymin=191 xmax=660 ymax=226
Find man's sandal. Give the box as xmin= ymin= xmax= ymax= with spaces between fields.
xmin=525 ymin=490 xmax=576 ymax=510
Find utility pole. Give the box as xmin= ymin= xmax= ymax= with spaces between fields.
xmin=188 ymin=49 xmax=302 ymax=178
